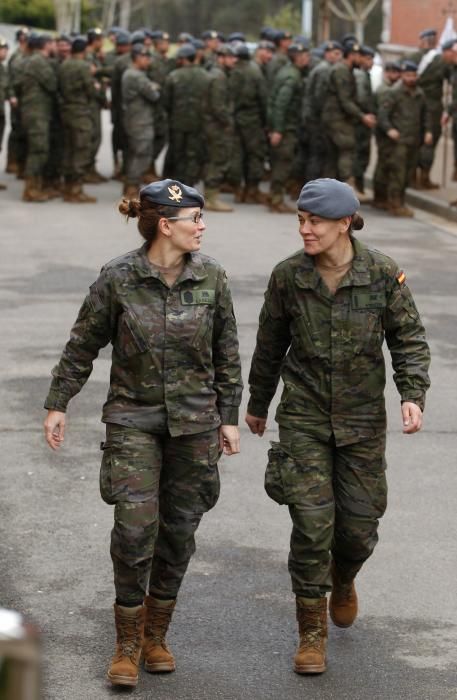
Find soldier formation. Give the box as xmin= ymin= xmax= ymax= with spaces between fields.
xmin=1 ymin=24 xmax=457 ymax=213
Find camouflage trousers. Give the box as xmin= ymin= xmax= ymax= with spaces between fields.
xmin=306 ymin=120 xmax=327 ymax=181
xmin=373 ymin=131 xmax=391 ymax=202
xmin=89 ymin=104 xmax=102 ymax=170
xmin=124 ymin=124 xmax=154 ymax=187
xmin=228 ymin=120 xmax=266 ymax=186
xmin=100 ymin=423 xmax=221 ymax=605
xmin=163 ymin=128 xmax=204 ymax=186
xmin=418 ymin=107 xmax=442 ymax=171
xmin=61 ymin=113 xmax=92 ymax=183
xmin=22 ymin=112 xmax=50 ymax=177
xmin=204 ymin=124 xmax=233 ymax=189
xmin=266 ymin=428 xmax=387 ymax=598
xmin=384 ymin=141 xmax=418 ymax=203
xmin=353 ymin=123 xmax=372 ymax=189
xmin=270 ymin=130 xmax=298 ymax=201
xmin=7 ymin=105 xmax=27 ymax=170
xmin=322 ymin=118 xmax=356 ymax=182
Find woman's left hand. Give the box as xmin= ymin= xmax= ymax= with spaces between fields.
xmin=218 ymin=425 xmax=240 ymax=456
xmin=401 ymin=402 xmax=423 ymax=434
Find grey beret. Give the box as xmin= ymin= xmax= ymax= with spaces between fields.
xmin=297 ymin=179 xmax=359 ymax=218
xmin=71 ymin=36 xmax=88 ymax=53
xmin=176 ymin=42 xmax=196 ymax=59
xmin=402 ymin=60 xmax=418 ymax=72
xmin=140 ymin=179 xmax=205 ymax=209
xmin=115 ymin=30 xmax=131 ymax=46
xmin=419 ymin=28 xmax=437 ymax=39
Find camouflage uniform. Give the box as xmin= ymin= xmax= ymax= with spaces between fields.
xmin=110 ymin=53 xmax=132 ymax=175
xmin=58 ymin=57 xmax=97 ymax=185
xmin=228 ymin=59 xmax=268 ymax=188
xmin=148 ymin=53 xmax=172 ymax=166
xmin=163 ymin=64 xmax=209 ymax=185
xmin=86 ymin=49 xmax=109 ymax=176
xmin=322 ymin=62 xmax=363 ymax=181
xmin=372 ymin=79 xmax=394 ymax=204
xmin=305 ymin=59 xmax=331 ymax=180
xmin=267 ymin=60 xmax=304 ymax=204
xmin=0 ymin=58 xmax=6 ymax=152
xmin=444 ymin=64 xmax=457 ymax=174
xmin=121 ymin=67 xmax=160 ymax=189
xmin=248 ymin=237 xmax=430 ymax=597
xmin=204 ymin=63 xmax=234 ymax=190
xmin=6 ymin=47 xmax=28 ymax=173
xmin=45 ymin=245 xmax=242 ymax=603
xmin=266 ymin=51 xmax=289 ymax=85
xmin=377 ymin=81 xmax=431 ymax=206
xmin=354 ymin=67 xmax=376 ymax=191
xmin=20 ymin=52 xmax=57 ymax=178
xmin=410 ymin=50 xmax=447 ymax=172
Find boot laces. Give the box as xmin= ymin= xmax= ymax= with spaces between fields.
xmin=117 ymin=618 xmax=141 ymax=658
xmin=145 ymin=606 xmax=172 ymax=643
xmin=298 ymin=607 xmax=325 ymax=650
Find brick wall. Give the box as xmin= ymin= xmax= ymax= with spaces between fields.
xmin=389 ymin=0 xmax=457 ymax=47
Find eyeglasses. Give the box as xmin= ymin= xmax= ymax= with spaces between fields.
xmin=165 ymin=212 xmax=204 ymax=224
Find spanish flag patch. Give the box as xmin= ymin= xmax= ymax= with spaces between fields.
xmin=396 ymin=270 xmax=406 ymax=285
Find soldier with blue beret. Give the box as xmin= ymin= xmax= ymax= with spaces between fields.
xmin=246 ymin=177 xmax=430 ymax=675
xmin=43 ymin=179 xmax=242 ymax=687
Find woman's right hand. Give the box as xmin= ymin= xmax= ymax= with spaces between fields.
xmin=44 ymin=410 xmax=66 ymax=450
xmin=245 ymin=413 xmax=267 ymax=437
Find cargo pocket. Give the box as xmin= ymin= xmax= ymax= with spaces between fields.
xmin=265 ymin=441 xmax=296 ymax=505
xmin=197 ymin=438 xmax=221 ymax=512
xmin=99 ymin=438 xmax=124 ymax=505
xmin=115 ymin=310 xmax=150 ymax=358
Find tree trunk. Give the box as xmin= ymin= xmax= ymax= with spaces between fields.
xmin=119 ymin=0 xmax=131 ymax=29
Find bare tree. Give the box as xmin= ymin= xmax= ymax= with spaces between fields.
xmin=327 ymin=0 xmax=379 ymax=42
xmin=53 ymin=0 xmax=82 ymax=32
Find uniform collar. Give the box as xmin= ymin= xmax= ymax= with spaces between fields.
xmin=294 ymin=237 xmax=371 ymax=289
xmin=134 ymin=244 xmax=208 ymax=282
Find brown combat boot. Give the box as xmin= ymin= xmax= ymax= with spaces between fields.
xmin=43 ymin=179 xmax=62 ymax=199
xmin=143 ymin=596 xmax=176 ymax=673
xmin=420 ymin=168 xmax=440 ymax=190
xmin=22 ymin=177 xmax=49 ymax=202
xmin=268 ymin=195 xmax=296 ymax=213
xmin=233 ymin=186 xmax=245 ymax=203
xmin=5 ymin=154 xmax=18 ymax=174
xmin=64 ymin=183 xmax=97 ymax=203
xmin=387 ymin=196 xmax=414 ymax=218
xmin=243 ymin=185 xmax=270 ymax=204
xmin=294 ymin=597 xmax=328 ymax=674
xmin=205 ymin=188 xmax=233 ymax=212
xmin=345 ymin=177 xmax=371 ymax=203
xmin=84 ymin=168 xmax=108 ymax=184
xmin=329 ymin=562 xmax=358 ymax=628
xmin=0 ymin=181 xmax=7 ymax=191
xmin=107 ymin=604 xmax=145 ymax=687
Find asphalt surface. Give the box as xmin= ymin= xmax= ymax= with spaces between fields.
xmin=1 ymin=132 xmax=457 ymax=700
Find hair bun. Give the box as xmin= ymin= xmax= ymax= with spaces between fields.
xmin=352 ymin=213 xmax=364 ymax=230
xmin=118 ymin=197 xmax=141 ymax=219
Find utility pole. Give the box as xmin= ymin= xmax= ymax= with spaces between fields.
xmin=302 ymin=0 xmax=313 ymax=38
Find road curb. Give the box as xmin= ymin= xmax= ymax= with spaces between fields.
xmin=405 ymin=188 xmax=457 ymax=223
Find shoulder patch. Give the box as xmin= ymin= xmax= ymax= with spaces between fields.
xmin=396 ymin=270 xmax=406 ymax=285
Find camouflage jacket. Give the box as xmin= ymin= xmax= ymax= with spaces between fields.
xmin=7 ymin=47 xmax=26 ymax=100
xmin=322 ymin=61 xmax=363 ymax=125
xmin=355 ymin=67 xmax=376 ymax=114
xmin=20 ymin=52 xmax=57 ymax=117
xmin=266 ymin=52 xmax=289 ymax=85
xmin=268 ymin=61 xmax=303 ymax=133
xmin=58 ymin=57 xmax=96 ymax=118
xmin=445 ymin=65 xmax=457 ymax=117
xmin=307 ymin=59 xmax=332 ymax=120
xmin=205 ymin=65 xmax=233 ymax=130
xmin=121 ymin=67 xmax=160 ymax=129
xmin=230 ymin=60 xmax=267 ymax=128
xmin=44 ymin=245 xmax=243 ymax=436
xmin=410 ymin=50 xmax=448 ymax=110
xmin=163 ymin=64 xmax=210 ymax=132
xmin=377 ymin=81 xmax=431 ymax=145
xmin=247 ymin=237 xmax=430 ymax=446
xmin=0 ymin=62 xmax=6 ymax=116
xmin=111 ymin=53 xmax=132 ymax=121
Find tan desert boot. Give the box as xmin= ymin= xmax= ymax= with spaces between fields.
xmin=107 ymin=604 xmax=145 ymax=687
xmin=329 ymin=562 xmax=358 ymax=628
xmin=143 ymin=596 xmax=176 ymax=673
xmin=205 ymin=188 xmax=234 ymax=212
xmin=294 ymin=597 xmax=328 ymax=674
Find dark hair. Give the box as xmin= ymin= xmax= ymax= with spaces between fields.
xmin=351 ymin=213 xmax=364 ymax=231
xmin=119 ymin=197 xmax=177 ymax=245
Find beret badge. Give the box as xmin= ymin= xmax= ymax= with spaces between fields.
xmin=168 ymin=184 xmax=183 ymax=203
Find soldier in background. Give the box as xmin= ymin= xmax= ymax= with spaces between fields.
xmin=147 ymin=30 xmax=171 ymax=179
xmin=121 ymin=44 xmax=160 ymax=198
xmin=203 ymin=43 xmax=237 ymax=211
xmin=6 ymin=27 xmax=29 ymax=177
xmin=56 ymin=33 xmax=72 ymax=62
xmin=163 ymin=43 xmax=209 ymax=185
xmin=266 ymin=30 xmax=293 ymax=83
xmin=110 ymin=30 xmax=132 ymax=180
xmin=409 ymin=29 xmax=449 ymax=189
xmin=322 ymin=41 xmax=375 ymax=201
xmin=0 ymin=37 xmax=8 ymax=190
xmin=354 ymin=45 xmax=377 ymax=194
xmin=377 ymin=61 xmax=433 ymax=217
xmin=228 ymin=42 xmax=268 ymax=204
xmin=267 ymin=43 xmax=310 ymax=213
xmin=306 ymin=40 xmax=343 ymax=181
xmin=59 ymin=36 xmax=99 ymax=203
xmin=85 ymin=27 xmax=109 ymax=183
xmin=20 ymin=33 xmax=57 ymax=202
xmin=372 ymin=61 xmax=402 ymax=209
xmin=201 ymin=30 xmax=220 ymax=70
xmin=254 ymin=39 xmax=275 ymax=77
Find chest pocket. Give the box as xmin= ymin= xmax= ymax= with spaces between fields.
xmin=350 ymin=291 xmax=386 ymax=355
xmin=290 ymin=314 xmax=323 ymax=359
xmin=180 ymin=289 xmax=215 ymax=350
xmin=115 ymin=310 xmax=150 ymax=358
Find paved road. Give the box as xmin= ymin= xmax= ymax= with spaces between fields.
xmin=1 ymin=136 xmax=456 ymax=699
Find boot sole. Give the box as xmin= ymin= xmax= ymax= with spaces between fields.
xmin=144 ymin=661 xmax=176 ymax=673
xmin=294 ymin=662 xmax=326 ymax=674
xmin=107 ymin=672 xmax=138 ymax=687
